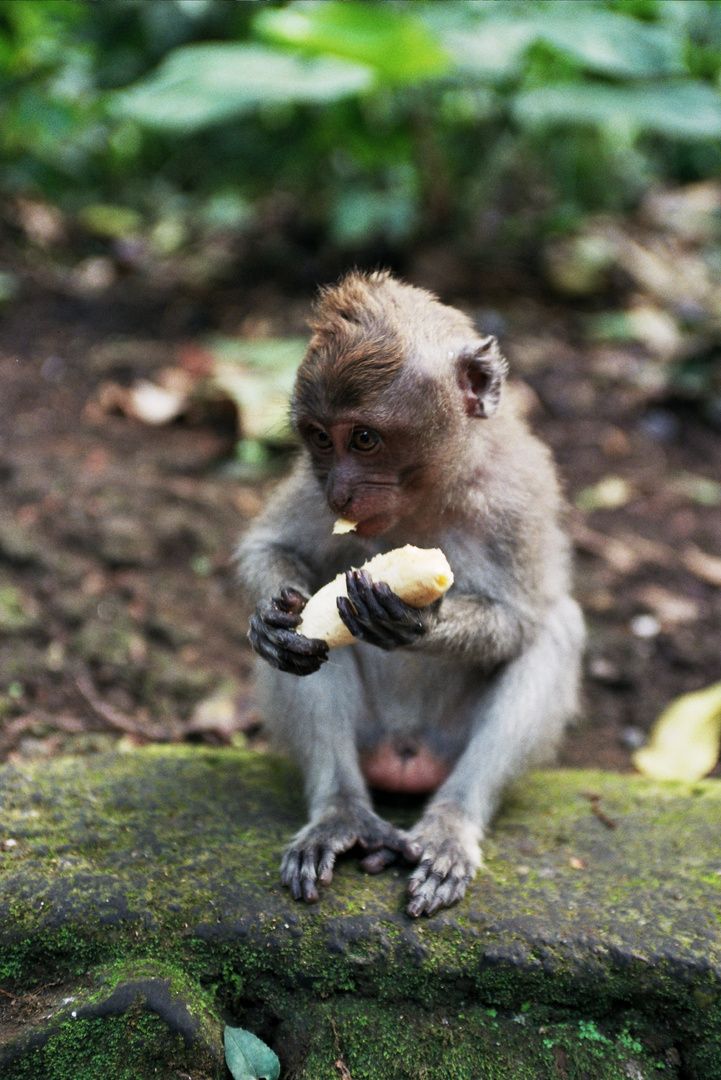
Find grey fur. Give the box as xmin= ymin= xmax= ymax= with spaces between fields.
xmin=236 ymin=273 xmax=585 ymax=916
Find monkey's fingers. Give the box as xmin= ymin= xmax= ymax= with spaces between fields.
xmin=361 ymin=830 xmax=423 ymax=873
xmin=265 ymin=626 xmax=325 ymax=656
xmin=269 ymin=629 xmax=329 ymax=675
xmin=336 ymin=595 xmax=390 ymax=649
xmin=372 ymin=582 xmax=426 ymax=637
xmin=262 ymin=607 xmax=303 ymax=630
xmin=342 ymin=570 xmax=425 ymax=648
xmin=249 ymin=616 xmax=328 ymax=675
xmin=355 ymin=818 xmax=407 ymax=853
xmin=278 ymin=587 xmax=308 ymax=615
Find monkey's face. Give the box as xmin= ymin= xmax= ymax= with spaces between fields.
xmin=298 ymin=415 xmax=433 ymax=538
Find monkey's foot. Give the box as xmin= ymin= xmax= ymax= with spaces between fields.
xmin=405 ymin=808 xmax=482 ymax=918
xmin=280 ymin=805 xmax=417 ymax=903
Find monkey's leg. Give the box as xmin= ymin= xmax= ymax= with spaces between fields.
xmin=405 ymin=595 xmax=585 ymax=917
xmin=256 ymin=655 xmax=417 ymax=903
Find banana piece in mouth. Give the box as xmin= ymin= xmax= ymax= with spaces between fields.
xmin=332 ymin=518 xmax=358 ymax=535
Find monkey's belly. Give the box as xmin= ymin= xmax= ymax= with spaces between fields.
xmin=360 ymin=739 xmax=451 ymax=794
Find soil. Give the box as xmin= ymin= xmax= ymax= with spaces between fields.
xmin=0 ymin=269 xmax=720 ymax=774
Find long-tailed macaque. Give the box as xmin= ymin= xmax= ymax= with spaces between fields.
xmin=237 ymin=271 xmax=584 ymax=917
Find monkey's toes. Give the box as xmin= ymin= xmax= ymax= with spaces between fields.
xmin=360 ymin=846 xmax=396 ymax=874
xmin=406 ymin=861 xmax=470 ymax=918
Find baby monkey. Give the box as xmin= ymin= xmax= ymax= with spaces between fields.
xmin=238 ymin=271 xmax=584 ymax=917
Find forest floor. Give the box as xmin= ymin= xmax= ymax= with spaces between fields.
xmin=0 ymin=263 xmax=720 ymax=774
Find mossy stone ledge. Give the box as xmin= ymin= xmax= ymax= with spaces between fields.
xmin=0 ymin=746 xmax=720 ymax=1079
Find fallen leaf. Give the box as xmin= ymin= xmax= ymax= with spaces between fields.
xmin=572 ymin=521 xmax=674 ymax=573
xmin=683 ymin=545 xmax=721 ymax=587
xmin=642 ymin=182 xmax=721 ymax=244
xmin=187 ymin=681 xmax=256 ymax=743
xmin=633 ymin=681 xmax=721 ymax=781
xmin=224 ymin=1025 xmax=280 ymax=1080
xmin=635 ymin=585 xmax=700 ymax=629
xmin=574 ymin=476 xmax=634 ymax=512
xmin=128 ymin=380 xmax=187 ymax=425
xmin=667 ymin=473 xmax=721 ymax=507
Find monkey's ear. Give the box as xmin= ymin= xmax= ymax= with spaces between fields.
xmin=457 ymin=337 xmax=508 ymax=419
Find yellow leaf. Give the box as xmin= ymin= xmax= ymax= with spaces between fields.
xmin=633 ymin=681 xmax=721 ymax=781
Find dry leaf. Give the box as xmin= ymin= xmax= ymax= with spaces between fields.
xmin=635 ymin=586 xmax=700 ymax=629
xmin=683 ymin=545 xmax=721 ymax=587
xmin=633 ymin=681 xmax=721 ymax=781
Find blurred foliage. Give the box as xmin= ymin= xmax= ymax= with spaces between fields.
xmin=1 ymin=0 xmax=721 ymax=257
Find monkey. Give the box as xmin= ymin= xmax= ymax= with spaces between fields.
xmin=237 ymin=270 xmax=584 ymax=918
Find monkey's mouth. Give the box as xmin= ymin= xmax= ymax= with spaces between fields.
xmin=353 ymin=513 xmax=396 ymax=538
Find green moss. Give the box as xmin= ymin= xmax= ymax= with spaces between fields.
xmin=2 ymin=749 xmax=721 ymax=1078
xmin=285 ymin=1000 xmax=678 ymax=1080
xmin=3 ymin=1008 xmax=217 ymax=1080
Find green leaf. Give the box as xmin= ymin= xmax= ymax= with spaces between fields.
xmin=514 ymin=82 xmax=721 ymax=139
xmin=111 ymin=43 xmax=373 ymax=131
xmin=224 ymin=1026 xmax=280 ymax=1080
xmin=445 ymin=5 xmax=683 ymax=82
xmin=537 ymin=10 xmax=683 ymax=79
xmin=208 ymin=336 xmax=308 ymax=375
xmin=330 ymin=184 xmax=419 ymax=247
xmin=78 ymin=203 xmax=143 ymax=240
xmin=574 ymin=476 xmax=634 ymax=512
xmin=444 ymin=21 xmax=536 ymax=81
xmin=207 ymin=336 xmax=307 ymax=444
xmin=254 ymin=0 xmax=449 ymax=83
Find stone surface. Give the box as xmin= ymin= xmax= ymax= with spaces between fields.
xmin=0 ymin=746 xmax=720 ymax=1079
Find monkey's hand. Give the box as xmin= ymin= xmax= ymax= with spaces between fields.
xmin=249 ymin=587 xmax=329 ymax=676
xmin=336 ymin=568 xmax=428 ymax=650
xmin=403 ymin=806 xmax=482 ymax=917
xmin=280 ymin=802 xmax=419 ymax=903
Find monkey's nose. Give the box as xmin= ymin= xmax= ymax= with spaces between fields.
xmin=328 ymin=490 xmax=354 ymax=516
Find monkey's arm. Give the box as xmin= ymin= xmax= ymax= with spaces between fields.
xmin=415 ymin=590 xmax=537 ymax=667
xmin=238 ymin=461 xmax=339 ymax=674
xmin=236 ymin=461 xmax=329 ymax=601
xmin=338 ymin=570 xmax=539 ymax=669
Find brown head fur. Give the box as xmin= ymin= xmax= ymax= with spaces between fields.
xmin=291 ymin=270 xmax=477 ymax=427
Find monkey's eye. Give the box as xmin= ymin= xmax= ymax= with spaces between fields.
xmin=350 ymin=428 xmax=379 ymax=452
xmin=308 ymin=427 xmax=333 ymax=451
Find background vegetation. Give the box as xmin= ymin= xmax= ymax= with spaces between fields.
xmin=2 ymin=0 xmax=721 ymax=266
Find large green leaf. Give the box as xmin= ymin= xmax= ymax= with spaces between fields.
xmin=537 ymin=10 xmax=683 ymax=79
xmin=445 ymin=6 xmax=683 ymax=81
xmin=254 ymin=0 xmax=449 ymax=83
xmin=111 ymin=43 xmax=373 ymax=131
xmin=514 ymin=81 xmax=721 ymax=139
xmin=444 ymin=21 xmax=536 ymax=81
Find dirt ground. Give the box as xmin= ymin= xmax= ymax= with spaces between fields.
xmin=0 ymin=267 xmax=720 ymax=774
